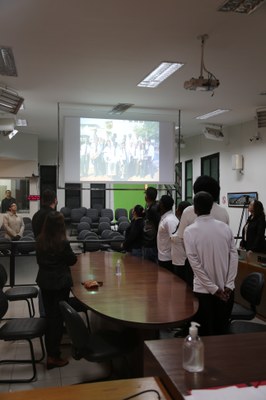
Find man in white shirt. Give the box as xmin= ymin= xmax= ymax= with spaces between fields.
xmin=183 ymin=191 xmax=238 ymax=336
xmin=157 ymin=195 xmax=179 ymax=272
xmin=174 ymin=175 xmax=229 ymax=287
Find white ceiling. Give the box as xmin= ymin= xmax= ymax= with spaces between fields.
xmin=0 ymin=0 xmax=266 ymax=140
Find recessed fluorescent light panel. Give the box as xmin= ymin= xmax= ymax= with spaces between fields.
xmin=218 ymin=0 xmax=265 ymax=14
xmin=138 ymin=62 xmax=184 ymax=88
xmin=8 ymin=129 xmax=18 ymax=139
xmin=196 ymin=109 xmax=230 ymax=120
xmin=0 ymin=46 xmax=17 ymax=76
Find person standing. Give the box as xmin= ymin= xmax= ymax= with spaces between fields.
xmin=157 ymin=195 xmax=178 ymax=272
xmin=1 ymin=190 xmax=16 ymax=214
xmin=174 ymin=175 xmax=229 ymax=287
xmin=240 ymin=199 xmax=266 ymax=254
xmin=36 ymin=211 xmax=77 ymax=369
xmin=32 ymin=189 xmax=57 ymax=237
xmin=122 ymin=204 xmax=144 ymax=258
xmin=183 ymin=191 xmax=238 ymax=336
xmin=3 ymin=203 xmax=24 ymax=240
xmin=142 ymin=187 xmax=160 ymax=263
xmin=32 ymin=189 xmax=58 ymax=317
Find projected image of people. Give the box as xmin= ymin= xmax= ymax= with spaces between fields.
xmin=80 ymin=118 xmax=159 ymax=182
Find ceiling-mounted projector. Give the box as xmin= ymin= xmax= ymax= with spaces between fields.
xmin=203 ymin=126 xmax=224 ymax=141
xmin=184 ymin=34 xmax=220 ymax=92
xmin=184 ymin=77 xmax=219 ymax=91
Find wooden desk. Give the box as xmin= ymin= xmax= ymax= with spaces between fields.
xmin=71 ymin=252 xmax=198 ymax=329
xmin=0 ymin=377 xmax=172 ymax=400
xmin=144 ymin=332 xmax=266 ymax=400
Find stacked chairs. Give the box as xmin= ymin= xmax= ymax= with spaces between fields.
xmin=70 ymin=208 xmax=87 ymax=235
xmin=86 ymin=208 xmax=100 ymax=230
xmin=60 ymin=206 xmax=72 ymax=226
xmin=118 ymin=221 xmax=130 ymax=236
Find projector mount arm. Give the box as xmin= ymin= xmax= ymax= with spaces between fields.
xmin=198 ymin=34 xmax=218 ymax=81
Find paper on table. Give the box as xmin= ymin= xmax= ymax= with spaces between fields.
xmin=184 ymin=385 xmax=266 ymax=400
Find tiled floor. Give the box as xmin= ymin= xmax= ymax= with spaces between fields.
xmin=0 ymin=297 xmax=111 ymax=394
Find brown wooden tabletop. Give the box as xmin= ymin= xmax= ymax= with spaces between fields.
xmin=0 ymin=377 xmax=172 ymax=400
xmin=144 ymin=331 xmax=266 ymax=399
xmin=71 ymin=252 xmax=198 ymax=329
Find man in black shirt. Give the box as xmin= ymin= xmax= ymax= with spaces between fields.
xmin=142 ymin=187 xmax=160 ymax=263
xmin=1 ymin=190 xmax=16 ymax=213
xmin=32 ymin=189 xmax=57 ymax=237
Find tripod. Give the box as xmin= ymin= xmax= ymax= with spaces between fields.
xmin=236 ymin=196 xmax=250 ymax=244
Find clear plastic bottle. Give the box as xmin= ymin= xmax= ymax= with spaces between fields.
xmin=115 ymin=259 xmax=122 ymax=276
xmin=182 ymin=322 xmax=204 ymax=372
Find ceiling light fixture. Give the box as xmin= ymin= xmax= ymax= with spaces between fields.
xmin=16 ymin=119 xmax=28 ymax=126
xmin=0 ymin=86 xmax=24 ymax=114
xmin=218 ymin=0 xmax=265 ymax=14
xmin=0 ymin=46 xmax=17 ymax=77
xmin=184 ymin=34 xmax=220 ymax=91
xmin=196 ymin=109 xmax=230 ymax=120
xmin=138 ymin=62 xmax=184 ymax=88
xmin=8 ymin=129 xmax=18 ymax=139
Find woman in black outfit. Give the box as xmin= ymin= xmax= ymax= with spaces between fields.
xmin=36 ymin=211 xmax=77 ymax=369
xmin=123 ymin=204 xmax=144 ymax=257
xmin=240 ymin=200 xmax=266 ymax=253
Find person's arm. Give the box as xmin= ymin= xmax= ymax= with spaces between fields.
xmin=225 ymin=230 xmax=238 ymax=290
xmin=18 ymin=217 xmax=25 ymax=237
xmin=250 ymin=217 xmax=266 ymax=251
xmin=62 ymin=241 xmax=78 ymax=266
xmin=184 ymin=229 xmax=219 ymax=294
xmin=3 ymin=215 xmax=16 ymax=238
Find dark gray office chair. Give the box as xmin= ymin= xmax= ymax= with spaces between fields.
xmin=0 ymin=291 xmax=46 ymax=383
xmin=0 ymin=264 xmax=38 ymax=318
xmin=230 ymin=272 xmax=264 ymax=322
xmin=59 ymin=301 xmax=136 ymax=379
xmin=115 ymin=208 xmax=128 ymax=221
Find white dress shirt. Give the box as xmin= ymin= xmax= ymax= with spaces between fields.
xmin=183 ymin=215 xmax=238 ymax=294
xmin=157 ymin=210 xmax=179 ymax=262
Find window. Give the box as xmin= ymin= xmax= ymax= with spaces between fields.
xmin=185 ymin=160 xmax=193 ymax=203
xmin=0 ymin=179 xmax=30 ymax=212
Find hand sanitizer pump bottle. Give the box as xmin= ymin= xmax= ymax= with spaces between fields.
xmin=182 ymin=322 xmax=204 ymax=372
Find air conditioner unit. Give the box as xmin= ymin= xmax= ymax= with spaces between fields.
xmin=256 ymin=107 xmax=266 ymax=134
xmin=203 ymin=126 xmax=224 ymax=141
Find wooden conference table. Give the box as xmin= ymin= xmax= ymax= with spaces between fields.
xmin=144 ymin=331 xmax=266 ymax=399
xmin=0 ymin=377 xmax=172 ymax=400
xmin=71 ymin=252 xmax=198 ymax=330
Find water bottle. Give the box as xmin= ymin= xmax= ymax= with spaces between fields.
xmin=115 ymin=259 xmax=122 ymax=276
xmin=182 ymin=322 xmax=204 ymax=372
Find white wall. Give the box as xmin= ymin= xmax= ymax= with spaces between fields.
xmin=178 ymin=119 xmax=265 ymax=236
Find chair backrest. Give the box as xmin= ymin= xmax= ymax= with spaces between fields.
xmin=118 ymin=221 xmax=130 ymax=235
xmin=100 ymin=208 xmax=113 ymax=221
xmin=99 ymin=216 xmax=111 ymax=224
xmin=60 ymin=206 xmax=71 ymax=218
xmin=59 ymin=301 xmax=91 ymax=359
xmin=77 ymin=229 xmax=91 ymax=240
xmin=98 ymin=222 xmax=111 ymax=235
xmin=0 ymin=264 xmax=8 ymax=289
xmin=77 ymin=221 xmax=91 ymax=233
xmin=80 ymin=216 xmax=92 ymax=225
xmin=115 ymin=208 xmax=128 ymax=221
xmin=0 ymin=290 xmax=8 ymax=319
xmin=86 ymin=208 xmax=99 ymax=222
xmin=241 ymin=272 xmax=265 ymax=311
xmin=70 ymin=208 xmax=86 ymax=223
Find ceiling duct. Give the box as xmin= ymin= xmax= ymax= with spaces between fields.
xmin=203 ymin=126 xmax=224 ymax=141
xmin=184 ymin=34 xmax=220 ymax=92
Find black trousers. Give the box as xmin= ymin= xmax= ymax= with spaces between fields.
xmin=193 ymin=290 xmax=234 ymax=336
xmin=41 ymin=288 xmax=70 ymax=358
